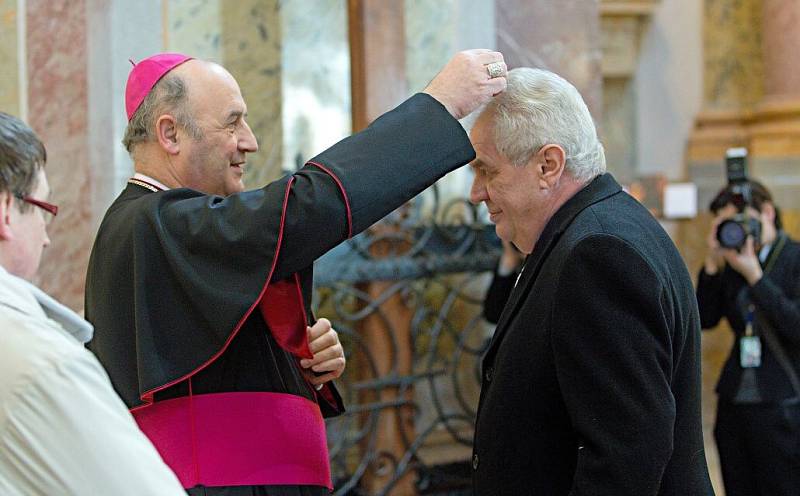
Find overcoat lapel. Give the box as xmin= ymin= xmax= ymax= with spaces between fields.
xmin=482 ymin=174 xmax=623 ymax=365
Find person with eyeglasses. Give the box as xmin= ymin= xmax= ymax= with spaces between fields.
xmin=0 ymin=112 xmax=186 ymax=495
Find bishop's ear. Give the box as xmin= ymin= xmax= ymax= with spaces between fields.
xmin=155 ymin=114 xmax=180 ymax=155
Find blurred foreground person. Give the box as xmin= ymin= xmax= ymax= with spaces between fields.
xmin=468 ymin=68 xmax=713 ymax=495
xmin=0 ymin=112 xmax=184 ymax=495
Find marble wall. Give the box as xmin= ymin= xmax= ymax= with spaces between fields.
xmin=281 ymin=0 xmax=350 ymax=175
xmin=405 ymin=0 xmax=457 ymax=94
xmin=496 ymin=0 xmax=602 ymax=119
xmin=762 ymin=0 xmax=800 ymax=100
xmin=635 ymin=0 xmax=703 ymax=180
xmin=404 ymin=0 xmax=496 ymax=219
xmin=165 ymin=0 xmax=284 ymax=186
xmin=167 ymin=0 xmax=222 ymax=62
xmin=703 ymin=0 xmax=764 ymax=110
xmin=0 ymin=0 xmax=21 ymax=117
xmin=26 ymin=0 xmax=91 ymax=311
xmin=220 ymin=0 xmax=283 ymax=186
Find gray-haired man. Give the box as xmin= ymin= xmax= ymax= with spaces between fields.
xmin=469 ymin=69 xmax=714 ymax=495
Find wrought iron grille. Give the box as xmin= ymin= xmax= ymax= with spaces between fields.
xmin=313 ymin=187 xmax=502 ymax=495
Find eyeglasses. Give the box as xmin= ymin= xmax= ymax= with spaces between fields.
xmin=14 ymin=194 xmax=59 ymax=222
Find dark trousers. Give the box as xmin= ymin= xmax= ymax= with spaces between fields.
xmin=714 ymin=399 xmax=800 ymax=496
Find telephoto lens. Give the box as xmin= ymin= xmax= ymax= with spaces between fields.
xmin=716 ymin=215 xmax=761 ymax=250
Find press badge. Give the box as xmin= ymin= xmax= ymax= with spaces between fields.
xmin=740 ymin=335 xmax=762 ymax=368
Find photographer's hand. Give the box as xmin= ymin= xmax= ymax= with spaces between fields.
xmin=704 ymin=215 xmax=726 ymax=275
xmin=721 ymin=236 xmax=763 ymax=286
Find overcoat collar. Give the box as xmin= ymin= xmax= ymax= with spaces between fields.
xmin=484 ymin=173 xmax=623 ymax=362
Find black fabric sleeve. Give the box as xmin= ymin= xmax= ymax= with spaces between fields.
xmin=551 ymin=235 xmax=675 ymax=496
xmin=156 ymin=92 xmax=473 ymax=286
xmin=274 ymin=93 xmax=474 ymax=280
xmin=695 ymin=268 xmax=725 ymax=330
xmin=304 ymin=93 xmax=475 ymax=236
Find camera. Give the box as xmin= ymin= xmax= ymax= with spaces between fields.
xmin=715 ymin=148 xmax=761 ymax=251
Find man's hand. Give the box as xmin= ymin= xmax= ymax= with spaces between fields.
xmin=423 ymin=49 xmax=507 ymax=120
xmin=299 ymin=318 xmax=345 ymax=387
xmin=722 ymin=236 xmax=763 ymax=286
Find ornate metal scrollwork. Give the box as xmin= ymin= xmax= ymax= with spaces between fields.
xmin=314 ymin=185 xmax=502 ymax=495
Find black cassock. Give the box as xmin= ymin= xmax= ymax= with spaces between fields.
xmin=85 ymin=94 xmax=474 ymax=495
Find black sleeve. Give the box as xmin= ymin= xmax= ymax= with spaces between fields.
xmin=155 ymin=93 xmax=473 ymax=285
xmin=551 ymin=235 xmax=675 ymax=496
xmin=483 ymin=269 xmax=517 ymax=324
xmin=695 ymin=268 xmax=725 ymax=330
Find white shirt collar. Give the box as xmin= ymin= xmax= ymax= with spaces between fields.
xmin=0 ymin=266 xmax=94 ymax=343
xmin=132 ymin=172 xmax=170 ymax=191
xmin=758 ymin=243 xmax=772 ymax=264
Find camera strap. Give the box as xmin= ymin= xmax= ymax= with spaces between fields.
xmin=761 ymin=232 xmax=787 ymax=274
xmin=754 ymin=234 xmax=800 ymax=401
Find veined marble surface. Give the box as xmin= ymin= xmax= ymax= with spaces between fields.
xmin=496 ymin=0 xmax=602 ymax=119
xmin=762 ymin=0 xmax=800 ymax=99
xmin=167 ymin=0 xmax=222 ymax=62
xmin=27 ymin=0 xmax=91 ymax=312
xmin=0 ymin=0 xmax=20 ymax=116
xmin=280 ymin=0 xmax=350 ymax=175
xmin=703 ymin=0 xmax=763 ymax=109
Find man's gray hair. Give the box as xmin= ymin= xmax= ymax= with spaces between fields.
xmin=122 ymin=73 xmax=203 ymax=156
xmin=485 ymin=67 xmax=606 ymax=182
xmin=0 ymin=112 xmax=46 ymax=212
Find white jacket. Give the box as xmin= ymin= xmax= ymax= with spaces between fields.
xmin=0 ymin=266 xmax=185 ymax=495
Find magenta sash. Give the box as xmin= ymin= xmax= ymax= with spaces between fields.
xmin=132 ymin=392 xmax=332 ymax=489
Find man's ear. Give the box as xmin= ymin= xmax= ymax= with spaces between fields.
xmin=0 ymin=192 xmax=15 ymax=241
xmin=155 ymin=114 xmax=180 ymax=155
xmin=537 ymin=144 xmax=566 ymax=189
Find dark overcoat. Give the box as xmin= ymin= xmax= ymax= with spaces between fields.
xmin=472 ymin=174 xmax=714 ymax=495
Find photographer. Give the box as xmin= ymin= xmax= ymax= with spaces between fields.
xmin=696 ymin=170 xmax=800 ymax=495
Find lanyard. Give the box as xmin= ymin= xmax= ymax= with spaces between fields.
xmin=744 ymin=304 xmax=755 ymax=337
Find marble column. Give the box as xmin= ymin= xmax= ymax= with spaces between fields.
xmin=683 ymin=0 xmax=766 ymax=300
xmin=496 ymin=0 xmax=602 ymax=120
xmin=682 ymin=0 xmax=762 ymax=315
xmin=686 ymin=0 xmax=763 ymax=210
xmin=349 ymin=2 xmax=417 ymax=494
xmin=220 ymin=1 xmax=283 ymax=186
xmin=166 ymin=0 xmax=283 ymax=187
xmin=761 ymin=0 xmax=800 ymax=102
xmin=26 ymin=0 xmax=90 ymax=311
xmin=748 ymin=0 xmax=800 ymax=210
xmin=0 ymin=0 xmax=21 ymax=117
xmin=87 ymin=0 xmax=162 ymax=232
xmin=599 ymin=0 xmax=659 ymax=184
xmin=280 ymin=0 xmax=350 ymax=174
xmin=166 ymin=0 xmax=222 ymax=62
